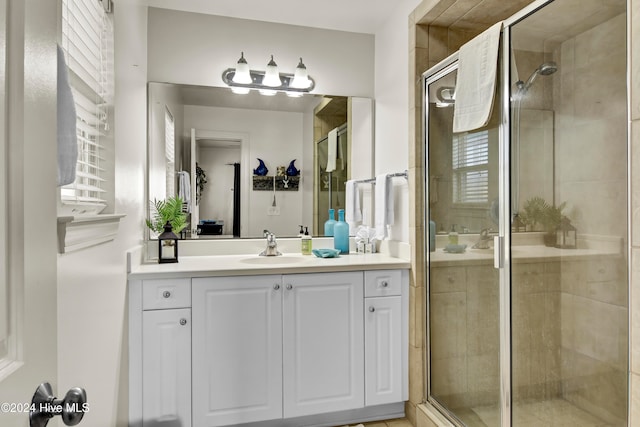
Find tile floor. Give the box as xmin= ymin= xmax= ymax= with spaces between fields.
xmin=457 ymin=398 xmax=623 ymax=427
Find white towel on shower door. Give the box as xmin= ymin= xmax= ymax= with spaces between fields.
xmin=453 ymin=21 xmax=503 ymax=133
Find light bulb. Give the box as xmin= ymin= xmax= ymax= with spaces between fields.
xmin=290 ymin=57 xmax=311 ymax=89
xmin=262 ymin=55 xmax=282 ymax=87
xmin=231 ymin=87 xmax=250 ymax=95
xmin=232 ymin=52 xmax=252 ymax=84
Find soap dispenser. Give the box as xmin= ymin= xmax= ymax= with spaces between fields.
xmin=301 ymin=226 xmax=312 ymax=255
xmin=333 ymin=209 xmax=349 ymax=254
xmin=448 ymin=224 xmax=458 ymax=245
xmin=324 ymin=208 xmax=336 ymax=236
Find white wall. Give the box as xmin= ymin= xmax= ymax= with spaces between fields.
xmin=184 ymin=105 xmax=307 ymax=237
xmin=374 ymin=0 xmax=421 ymax=243
xmin=147 ymin=7 xmax=375 ymax=98
xmin=57 ymin=2 xmax=149 ymax=427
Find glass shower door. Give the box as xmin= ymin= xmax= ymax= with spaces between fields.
xmin=508 ymin=0 xmax=628 ymax=425
xmin=425 ymin=61 xmax=502 ymax=427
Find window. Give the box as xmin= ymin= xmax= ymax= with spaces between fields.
xmin=452 ymin=130 xmax=489 ymax=204
xmin=59 ymin=0 xmax=114 ymax=216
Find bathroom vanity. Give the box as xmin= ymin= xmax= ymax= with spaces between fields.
xmin=128 ymin=253 xmax=410 ymax=427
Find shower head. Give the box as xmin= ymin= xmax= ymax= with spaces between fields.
xmin=537 ymin=61 xmax=558 ymax=76
xmin=518 ymin=61 xmax=558 ymax=93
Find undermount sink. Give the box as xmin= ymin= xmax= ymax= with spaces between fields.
xmin=240 ymin=255 xmax=307 ymax=265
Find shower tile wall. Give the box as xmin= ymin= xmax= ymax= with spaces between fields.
xmin=560 ymin=258 xmax=628 ymax=424
xmin=552 ymin=12 xmax=628 ymax=425
xmin=552 ymin=13 xmax=628 ymax=238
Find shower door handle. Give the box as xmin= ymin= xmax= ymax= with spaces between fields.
xmin=493 ymin=236 xmax=503 ymax=269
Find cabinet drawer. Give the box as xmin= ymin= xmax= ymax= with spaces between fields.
xmin=364 ymin=270 xmax=401 ymax=297
xmin=142 ymin=278 xmax=191 ymax=310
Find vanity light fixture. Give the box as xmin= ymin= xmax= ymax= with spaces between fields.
xmin=222 ymin=52 xmax=316 ymax=96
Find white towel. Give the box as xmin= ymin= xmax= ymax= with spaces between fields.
xmin=345 ymin=180 xmax=362 ymax=235
xmin=57 ymin=45 xmax=78 ymax=186
xmin=178 ymin=171 xmax=191 ymax=213
xmin=374 ymin=174 xmax=394 ymax=240
xmin=453 ymin=21 xmax=502 ymax=133
xmin=326 ymin=127 xmax=338 ymax=172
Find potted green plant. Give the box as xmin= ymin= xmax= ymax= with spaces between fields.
xmin=520 ymin=196 xmax=567 ymax=246
xmin=146 ymin=196 xmax=188 ymax=237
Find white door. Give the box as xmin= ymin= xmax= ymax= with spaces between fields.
xmin=282 ymin=272 xmax=364 ymax=418
xmin=192 ymin=275 xmax=283 ymax=426
xmin=0 ymin=0 xmax=62 ymax=425
xmin=364 ymin=296 xmax=402 ymax=406
xmin=142 ymin=308 xmax=191 ymax=427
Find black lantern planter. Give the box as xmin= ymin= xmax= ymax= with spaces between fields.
xmin=158 ymin=221 xmax=179 ymax=263
xmin=555 ymin=217 xmax=577 ymax=249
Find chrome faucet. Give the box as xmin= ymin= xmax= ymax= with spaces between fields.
xmin=260 ymin=230 xmax=282 ymax=256
xmin=472 ymin=228 xmax=492 ymax=249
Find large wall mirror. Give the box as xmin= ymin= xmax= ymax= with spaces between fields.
xmin=148 ymin=82 xmax=372 ymax=239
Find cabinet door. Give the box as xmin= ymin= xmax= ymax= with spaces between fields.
xmin=192 ymin=275 xmax=283 ymax=427
xmin=282 ymin=271 xmax=364 ymax=418
xmin=365 ymin=296 xmax=402 ymax=406
xmin=142 ymin=308 xmax=191 ymax=427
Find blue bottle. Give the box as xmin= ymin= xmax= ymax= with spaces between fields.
xmin=324 ymin=208 xmax=336 ymax=237
xmin=333 ymin=209 xmax=349 ymax=254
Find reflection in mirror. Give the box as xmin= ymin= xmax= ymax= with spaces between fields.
xmin=427 ymin=66 xmax=553 ymax=235
xmin=148 ymin=83 xmax=367 ymax=239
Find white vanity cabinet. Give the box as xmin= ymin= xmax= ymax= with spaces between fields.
xmin=192 ymin=272 xmax=363 ymax=426
xmin=138 ymin=278 xmax=192 ymax=427
xmin=282 ymin=272 xmax=364 ymax=418
xmin=129 ymin=264 xmax=408 ymax=427
xmin=364 ymin=270 xmax=403 ymax=406
xmin=191 ymin=275 xmax=284 ymax=427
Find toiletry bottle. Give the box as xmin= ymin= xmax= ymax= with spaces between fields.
xmin=301 ymin=227 xmax=312 ymax=255
xmin=324 ymin=208 xmax=336 ymax=236
xmin=430 ymin=218 xmax=436 ymax=252
xmin=333 ymin=209 xmax=349 ymax=254
xmin=448 ymin=224 xmax=458 ymax=245
xmin=298 ymin=225 xmax=304 ymax=237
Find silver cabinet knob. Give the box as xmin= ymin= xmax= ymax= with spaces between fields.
xmin=381 ymin=281 xmax=389 ymax=287
xmin=286 ymin=284 xmax=293 ymax=290
xmin=369 ymin=306 xmax=375 ymax=312
xmin=273 ymin=284 xmax=280 ymax=290
xmin=179 ymin=318 xmax=187 ymax=326
xmin=162 ymin=291 xmax=171 ymax=298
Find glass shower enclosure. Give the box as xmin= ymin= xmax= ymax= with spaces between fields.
xmin=424 ymin=0 xmax=628 ymax=426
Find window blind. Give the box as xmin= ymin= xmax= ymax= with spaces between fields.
xmin=60 ymin=0 xmax=113 ymax=214
xmin=452 ymin=130 xmax=489 ymax=203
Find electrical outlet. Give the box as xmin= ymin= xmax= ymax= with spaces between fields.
xmin=267 ymin=206 xmax=280 ymax=216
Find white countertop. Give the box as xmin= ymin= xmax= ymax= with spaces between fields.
xmin=129 ymin=252 xmax=411 ymax=280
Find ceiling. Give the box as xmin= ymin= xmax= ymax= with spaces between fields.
xmin=142 ymin=0 xmax=413 ymax=34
